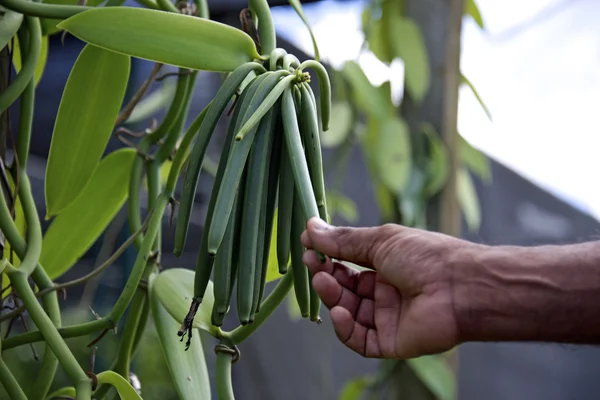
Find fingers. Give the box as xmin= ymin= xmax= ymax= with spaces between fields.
xmin=330 ymin=306 xmax=382 ymax=358
xmin=303 ymin=250 xmax=375 ymax=300
xmin=301 ymin=218 xmax=400 ymax=269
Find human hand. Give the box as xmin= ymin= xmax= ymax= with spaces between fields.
xmin=301 ymin=217 xmax=471 ymax=360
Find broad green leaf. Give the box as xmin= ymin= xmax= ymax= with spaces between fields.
xmin=375 ymin=116 xmax=411 ymax=195
xmin=321 ymin=101 xmax=352 ymax=148
xmin=41 ymin=148 xmax=137 ymax=279
xmin=45 ymin=386 xmax=76 ymax=400
xmin=326 ymin=191 xmax=358 ymax=223
xmin=126 ymin=79 xmax=177 ymax=124
xmin=266 ymin=211 xmax=285 ymax=283
xmin=459 ymin=134 xmax=491 ymax=183
xmin=341 ymin=61 xmax=393 ymax=119
xmin=407 ymin=355 xmax=456 ymax=400
xmin=338 ymin=376 xmax=371 ymax=400
xmin=152 ymin=268 xmax=218 ymax=337
xmin=45 ymin=44 xmax=130 ymax=217
xmin=96 ymin=371 xmax=143 ymax=400
xmin=58 ymin=7 xmax=262 ymax=72
xmin=287 ymin=0 xmax=320 ymax=61
xmin=40 ymin=0 xmax=105 ymax=36
xmin=398 ymin=166 xmax=427 ymax=228
xmin=389 ymin=17 xmax=430 ymax=104
xmin=0 ymin=8 xmax=22 ymax=50
xmin=460 ymin=73 xmax=491 ymax=121
xmin=362 ymin=6 xmax=393 ymax=64
xmin=466 ymin=0 xmax=485 ymax=30
xmin=10 ymin=34 xmax=49 ymax=87
xmin=457 ymin=167 xmax=481 ymax=231
xmin=421 ymin=123 xmax=450 ymax=197
xmin=149 ymin=275 xmax=211 ymax=400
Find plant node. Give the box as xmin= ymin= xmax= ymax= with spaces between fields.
xmin=214 ymin=343 xmax=241 ymax=364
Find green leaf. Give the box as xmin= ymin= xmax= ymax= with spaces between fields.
xmin=286 ymin=290 xmax=302 ymax=322
xmin=398 ymin=166 xmax=427 ymax=228
xmin=125 ymin=78 xmax=177 ymax=124
xmin=96 ymin=371 xmax=143 ymax=400
xmin=362 ymin=5 xmax=393 ymax=64
xmin=389 ymin=17 xmax=430 ymax=104
xmin=421 ymin=123 xmax=450 ymax=197
xmin=341 ymin=61 xmax=393 ymax=119
xmin=321 ymin=101 xmax=353 ymax=148
xmin=45 ymin=44 xmax=130 ymax=217
xmin=466 ymin=0 xmax=485 ymax=30
xmin=10 ymin=34 xmax=49 ymax=87
xmin=152 ymin=268 xmax=218 ymax=337
xmin=287 ymin=0 xmax=320 ymax=61
xmin=326 ymin=191 xmax=358 ymax=223
xmin=0 ymin=8 xmax=22 ymax=50
xmin=45 ymin=386 xmax=76 ymax=400
xmin=460 ymin=73 xmax=491 ymax=121
xmin=40 ymin=0 xmax=105 ymax=36
xmin=266 ymin=211 xmax=285 ymax=283
xmin=457 ymin=167 xmax=481 ymax=232
xmin=41 ymin=148 xmax=137 ymax=279
xmin=58 ymin=7 xmax=262 ymax=72
xmin=459 ymin=134 xmax=491 ymax=183
xmin=2 ymin=172 xmax=26 ymax=299
xmin=338 ymin=376 xmax=371 ymax=400
xmin=149 ymin=275 xmax=211 ymax=400
xmin=406 ymin=355 xmax=456 ymax=400
xmin=375 ymin=116 xmax=411 ymax=195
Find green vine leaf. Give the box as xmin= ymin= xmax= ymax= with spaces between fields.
xmin=457 ymin=167 xmax=481 ymax=231
xmin=338 ymin=376 xmax=372 ymax=400
xmin=126 ymin=78 xmax=177 ymax=124
xmin=96 ymin=371 xmax=143 ymax=400
xmin=149 ymin=274 xmax=212 ymax=400
xmin=466 ymin=0 xmax=485 ymax=30
xmin=362 ymin=4 xmax=393 ymax=64
xmin=45 ymin=43 xmax=130 ymax=218
xmin=265 ymin=211 xmax=286 ymax=283
xmin=460 ymin=73 xmax=491 ymax=121
xmin=421 ymin=123 xmax=450 ymax=197
xmin=58 ymin=7 xmax=262 ymax=72
xmin=406 ymin=355 xmax=456 ymax=400
xmin=41 ymin=148 xmax=137 ymax=279
xmin=0 ymin=8 xmax=22 ymax=50
xmin=341 ymin=61 xmax=394 ymax=120
xmin=1 ymin=172 xmax=26 ymax=299
xmin=389 ymin=16 xmax=430 ymax=104
xmin=287 ymin=0 xmax=320 ymax=61
xmin=326 ymin=191 xmax=359 ymax=224
xmin=152 ymin=268 xmax=219 ymax=337
xmin=320 ymin=101 xmax=353 ymax=148
xmin=45 ymin=386 xmax=76 ymax=400
xmin=375 ymin=116 xmax=412 ymax=196
xmin=40 ymin=0 xmax=105 ymax=36
xmin=459 ymin=134 xmax=491 ymax=183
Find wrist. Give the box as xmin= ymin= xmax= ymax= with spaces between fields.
xmin=451 ymin=241 xmax=600 ymax=345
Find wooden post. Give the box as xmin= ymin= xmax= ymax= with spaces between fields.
xmin=400 ymin=0 xmax=464 ymax=237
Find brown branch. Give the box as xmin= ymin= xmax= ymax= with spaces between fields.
xmin=114 ymin=63 xmax=164 ymax=127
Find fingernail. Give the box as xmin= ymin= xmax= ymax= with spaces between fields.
xmin=312 ymin=217 xmax=329 ymax=231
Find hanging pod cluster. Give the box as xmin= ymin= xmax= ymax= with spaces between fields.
xmin=174 ymin=48 xmax=332 ymax=327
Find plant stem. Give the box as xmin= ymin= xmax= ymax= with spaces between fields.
xmin=215 ymin=350 xmax=235 ymax=400
xmin=115 ymin=63 xmax=164 ymax=127
xmin=147 ymin=160 xmax=162 ymax=250
xmin=0 ymin=15 xmax=40 ymax=115
xmin=128 ymin=138 xmax=152 ymax=250
xmin=0 ymin=343 xmax=28 ymax=400
xmin=156 ymin=0 xmax=178 ymax=13
xmin=8 ymin=270 xmax=92 ymax=398
xmin=16 ymin=175 xmax=42 ymax=276
xmin=133 ymin=0 xmax=159 ymax=9
xmin=195 ymin=0 xmax=208 ymax=18
xmin=248 ymin=0 xmax=276 ymax=56
xmin=0 ymin=215 xmax=150 ymax=323
xmin=226 ymin=272 xmax=293 ymax=344
xmin=15 ymin=35 xmax=35 ymax=169
xmin=0 ymin=0 xmax=90 ymax=19
xmin=153 ymin=69 xmax=197 ymax=162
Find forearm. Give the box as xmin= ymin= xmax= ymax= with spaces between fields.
xmin=453 ymin=240 xmax=600 ymax=345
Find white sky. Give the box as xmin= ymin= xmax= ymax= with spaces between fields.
xmin=271 ymin=0 xmax=600 ymax=220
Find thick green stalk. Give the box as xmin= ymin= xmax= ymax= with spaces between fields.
xmin=8 ymin=270 xmax=92 ymax=399
xmin=0 ymin=342 xmax=27 ymax=400
xmin=156 ymin=0 xmax=178 ymax=12
xmin=215 ymin=351 xmax=235 ymax=400
xmin=249 ymin=0 xmax=276 ymax=55
xmin=195 ymin=0 xmax=208 ymax=18
xmin=128 ymin=138 xmax=151 ymax=250
xmin=0 ymin=15 xmax=40 ymax=114
xmin=153 ymin=70 xmax=198 ymax=162
xmin=226 ymin=272 xmax=293 ymax=344
xmin=133 ymin=0 xmax=159 ymax=9
xmin=0 ymin=0 xmax=90 ymax=19
xmin=147 ymin=160 xmax=162 ymax=250
xmin=17 ymin=176 xmax=42 ymax=276
xmin=15 ymin=28 xmax=35 ymax=169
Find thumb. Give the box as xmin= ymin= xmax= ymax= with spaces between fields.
xmin=302 ymin=217 xmax=394 ymax=269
